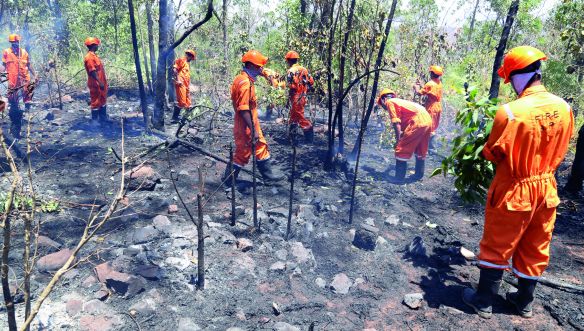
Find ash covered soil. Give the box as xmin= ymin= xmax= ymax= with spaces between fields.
xmin=1 ymin=89 xmax=583 ymax=331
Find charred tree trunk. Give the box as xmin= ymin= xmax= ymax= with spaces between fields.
xmin=146 ymin=0 xmax=157 ymax=85
xmin=222 ymin=0 xmax=228 ymax=73
xmin=488 ymin=0 xmax=520 ymax=99
xmin=166 ymin=2 xmax=177 ymax=105
xmin=325 ymin=0 xmax=340 ymax=169
xmin=566 ymin=124 xmax=584 ymax=193
xmin=128 ymin=0 xmax=150 ymax=129
xmin=152 ymin=0 xmax=214 ymax=129
xmin=349 ymin=0 xmax=398 ymax=157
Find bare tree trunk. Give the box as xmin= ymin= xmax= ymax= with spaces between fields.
xmin=128 ymin=0 xmax=150 ymax=129
xmin=146 ymin=0 xmax=157 ymax=84
xmin=152 ymin=0 xmax=214 ymax=129
xmin=467 ymin=0 xmax=480 ymax=51
xmin=166 ymin=2 xmax=177 ymax=105
xmin=349 ymin=0 xmax=398 ymax=157
xmin=325 ymin=0 xmax=340 ymax=169
xmin=222 ymin=0 xmax=228 ymax=73
xmin=489 ymin=0 xmax=520 ymax=99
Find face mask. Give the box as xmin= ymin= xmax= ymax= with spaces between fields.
xmin=510 ymin=69 xmax=540 ymax=95
xmin=244 ymin=66 xmax=263 ymax=80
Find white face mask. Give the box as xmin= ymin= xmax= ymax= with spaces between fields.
xmin=510 ymin=69 xmax=541 ymax=95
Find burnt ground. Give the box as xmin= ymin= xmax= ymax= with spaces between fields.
xmin=0 ymin=88 xmax=583 ymax=331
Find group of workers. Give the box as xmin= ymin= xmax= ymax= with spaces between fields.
xmin=1 ymin=34 xmax=576 ymax=322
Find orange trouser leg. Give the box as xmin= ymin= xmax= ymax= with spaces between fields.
xmin=512 ymin=203 xmax=556 ymax=278
xmin=89 ymin=86 xmax=107 ymax=109
xmin=395 ymin=119 xmax=431 ymax=161
xmin=289 ymin=95 xmax=312 ymax=131
xmin=430 ymin=111 xmax=441 ymax=135
xmin=175 ymin=84 xmax=191 ymax=108
xmin=233 ymin=136 xmax=270 ymax=167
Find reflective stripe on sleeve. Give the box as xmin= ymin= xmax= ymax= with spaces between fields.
xmin=503 ymin=104 xmax=515 ymax=121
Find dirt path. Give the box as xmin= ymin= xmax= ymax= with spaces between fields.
xmin=0 ymin=92 xmax=582 ymax=330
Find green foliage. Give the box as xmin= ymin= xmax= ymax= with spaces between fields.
xmin=40 ymin=200 xmax=60 ymax=213
xmin=432 ymin=87 xmax=499 ymax=203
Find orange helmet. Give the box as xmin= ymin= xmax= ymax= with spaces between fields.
xmin=285 ymin=51 xmax=300 ymax=60
xmin=377 ymin=88 xmax=396 ymax=105
xmin=84 ymin=37 xmax=101 ymax=47
xmin=497 ymin=46 xmax=547 ymax=84
xmin=429 ymin=65 xmax=444 ymax=76
xmin=8 ymin=34 xmax=21 ymax=42
xmin=241 ymin=50 xmax=268 ymax=67
xmin=185 ymin=49 xmax=196 ymax=59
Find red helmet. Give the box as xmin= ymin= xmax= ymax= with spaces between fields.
xmin=185 ymin=49 xmax=196 ymax=59
xmin=8 ymin=34 xmax=21 ymax=42
xmin=497 ymin=46 xmax=547 ymax=84
xmin=84 ymin=37 xmax=101 ymax=47
xmin=285 ymin=51 xmax=300 ymax=60
xmin=241 ymin=50 xmax=268 ymax=67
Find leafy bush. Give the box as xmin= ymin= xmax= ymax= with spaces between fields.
xmin=432 ymin=87 xmax=499 ymax=203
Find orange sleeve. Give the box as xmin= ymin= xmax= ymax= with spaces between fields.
xmin=482 ymin=106 xmax=509 ymax=163
xmin=234 ymin=79 xmax=252 ymax=112
xmin=385 ymin=100 xmax=401 ymax=123
xmin=419 ymin=82 xmax=432 ymax=96
xmin=2 ymin=50 xmax=8 ymax=65
xmin=85 ymin=55 xmax=98 ymax=73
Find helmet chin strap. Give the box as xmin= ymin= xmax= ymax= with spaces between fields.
xmin=511 ymin=69 xmax=541 ymax=95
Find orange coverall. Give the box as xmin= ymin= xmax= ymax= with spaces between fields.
xmin=287 ymin=63 xmax=314 ymax=131
xmin=479 ymin=85 xmax=574 ymax=279
xmin=2 ymin=47 xmax=33 ymax=104
xmin=418 ymin=79 xmax=443 ymax=135
xmin=231 ymin=71 xmax=270 ymax=166
xmin=84 ymin=51 xmax=108 ymax=109
xmin=382 ymin=98 xmax=432 ymax=161
xmin=173 ymin=57 xmax=191 ymax=108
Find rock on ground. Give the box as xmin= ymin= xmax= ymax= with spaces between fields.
xmin=403 ymin=293 xmax=424 ymax=309
xmin=37 ymin=248 xmax=74 ymax=273
xmin=330 ymin=273 xmax=353 ymax=294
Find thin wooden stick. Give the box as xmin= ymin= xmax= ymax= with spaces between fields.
xmin=230 ymin=144 xmax=236 ymax=227
xmin=196 ymin=194 xmax=205 ymax=289
xmin=286 ymin=143 xmax=297 ymax=240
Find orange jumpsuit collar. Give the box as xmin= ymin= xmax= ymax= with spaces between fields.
xmin=518 ymin=84 xmax=546 ymax=99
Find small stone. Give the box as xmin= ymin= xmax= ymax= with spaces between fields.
xmin=129 ymin=226 xmax=160 ymax=244
xmin=165 ymin=257 xmax=190 ymax=271
xmin=352 ymin=224 xmax=379 ymax=251
xmin=385 ymin=214 xmax=400 ymax=226
xmin=348 ymin=229 xmax=356 ymax=241
xmin=236 ymin=238 xmax=254 ymax=252
xmin=94 ymin=262 xmax=115 ymax=283
xmin=364 ymin=217 xmax=375 ymax=226
xmin=134 ymin=264 xmax=163 ymax=280
xmin=177 ymin=317 xmax=201 ymax=331
xmin=272 ymin=302 xmax=281 ymax=316
xmin=315 ymin=277 xmax=326 ymax=288
xmin=275 ymin=249 xmax=287 ymax=261
xmin=273 ymin=322 xmax=301 ymax=331
xmin=168 ymin=204 xmax=178 ymax=214
xmin=152 ymin=215 xmax=171 ymax=228
xmin=37 ymin=248 xmax=74 ymax=273
xmin=120 ymin=196 xmax=130 ymax=206
xmin=269 ymin=261 xmax=286 ymax=273
xmin=289 ymin=242 xmax=314 ymax=265
xmin=66 ymin=299 xmax=83 ymax=317
xmin=460 ymin=247 xmax=476 ymax=261
xmin=403 ymin=293 xmax=424 ymax=309
xmin=354 ymin=277 xmax=365 ymax=286
xmin=330 ymin=273 xmax=352 ymax=294
xmin=94 ymin=289 xmax=109 ymax=301
xmin=128 ymin=165 xmax=154 ymax=179
xmin=104 ymin=272 xmax=146 ymax=299
xmin=79 ymin=315 xmax=122 ymax=331
xmin=376 ymin=236 xmax=388 ymax=246
xmin=82 ymin=275 xmax=97 ymax=288
xmin=36 ymin=235 xmax=62 ymax=251
xmin=83 ymin=299 xmax=108 ymax=314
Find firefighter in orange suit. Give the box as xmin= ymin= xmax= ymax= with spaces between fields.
xmin=172 ymin=49 xmax=196 ymax=123
xmin=463 ymin=46 xmax=574 ymax=319
xmin=83 ymin=37 xmax=108 ymax=123
xmin=222 ymin=50 xmax=284 ymax=184
xmin=285 ymin=51 xmax=314 ymax=143
xmin=2 ymin=34 xmax=37 ymax=138
xmin=377 ymin=89 xmax=432 ymax=183
xmin=414 ymin=65 xmax=443 ymax=153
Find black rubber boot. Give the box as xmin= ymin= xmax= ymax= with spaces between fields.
xmin=393 ymin=160 xmax=407 ymax=184
xmin=506 ymin=278 xmax=537 ymax=318
xmin=462 ymin=268 xmax=504 ymax=319
xmin=304 ymin=127 xmax=314 ymax=144
xmin=222 ymin=164 xmax=241 ymax=186
xmin=412 ymin=159 xmax=425 ymax=181
xmin=91 ymin=109 xmax=99 ymax=121
xmin=8 ymin=101 xmax=22 ymax=139
xmin=428 ymin=135 xmax=436 ymax=155
xmin=257 ymin=158 xmax=285 ymax=182
xmin=98 ymin=106 xmax=109 ymax=123
xmin=171 ymin=106 xmax=182 ymax=123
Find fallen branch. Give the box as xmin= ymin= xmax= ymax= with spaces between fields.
xmin=504 ymin=275 xmax=584 ymax=294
